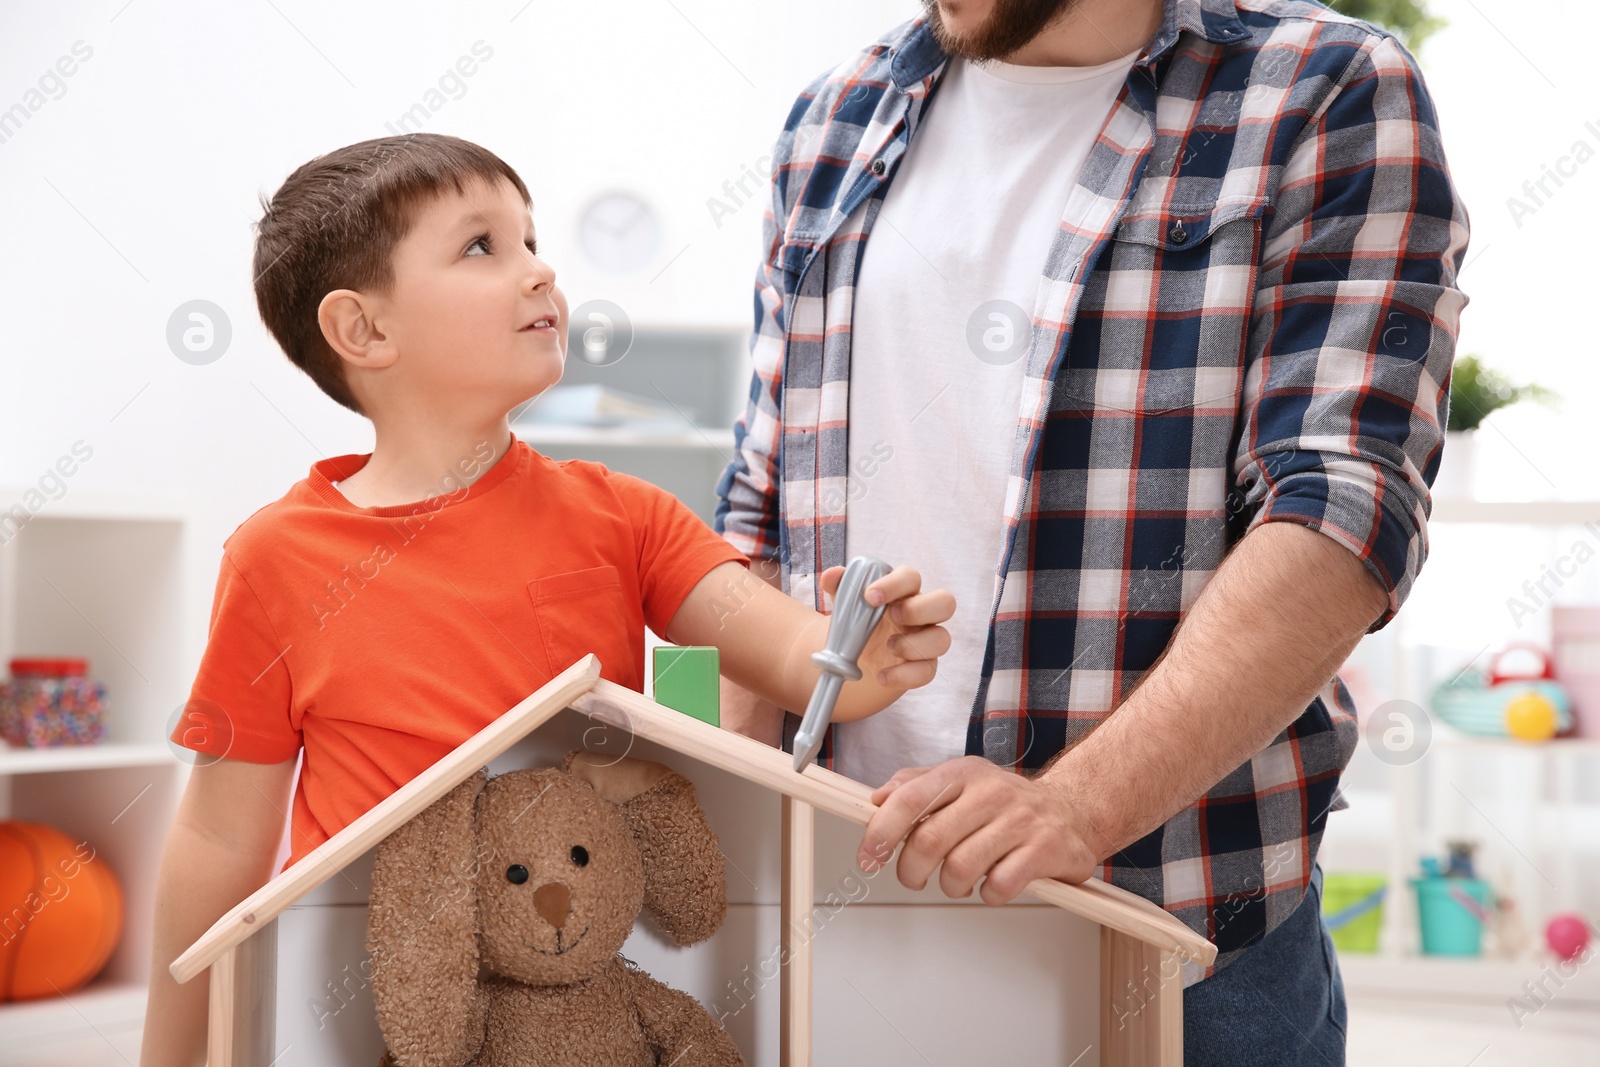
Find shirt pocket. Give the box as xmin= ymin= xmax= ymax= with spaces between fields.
xmin=526 ymin=565 xmax=639 ymax=683
xmin=1111 ymin=197 xmax=1269 ymax=250
xmin=1091 ymin=197 xmax=1271 ymax=419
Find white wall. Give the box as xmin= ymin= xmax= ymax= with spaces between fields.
xmin=1419 ymin=0 xmax=1600 ymax=502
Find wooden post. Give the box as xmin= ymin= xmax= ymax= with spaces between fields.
xmin=780 ymin=795 xmax=814 ymax=1067
xmin=1099 ymin=928 xmax=1183 ymax=1066
xmin=206 ymin=918 xmax=276 ymax=1066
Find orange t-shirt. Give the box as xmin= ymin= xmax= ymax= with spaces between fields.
xmin=171 ymin=438 xmax=747 ymax=871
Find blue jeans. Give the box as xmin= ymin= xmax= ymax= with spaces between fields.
xmin=1182 ymin=864 xmax=1349 ymax=1066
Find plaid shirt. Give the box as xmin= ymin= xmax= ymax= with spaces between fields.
xmin=714 ymin=0 xmax=1467 ymax=981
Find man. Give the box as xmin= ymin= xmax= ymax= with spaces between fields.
xmin=715 ymin=0 xmax=1466 ymax=1061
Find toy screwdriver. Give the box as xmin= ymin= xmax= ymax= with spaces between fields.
xmin=793 ymin=555 xmax=893 ymax=772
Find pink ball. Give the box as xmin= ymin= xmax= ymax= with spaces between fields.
xmin=1545 ymin=914 xmax=1592 ymax=962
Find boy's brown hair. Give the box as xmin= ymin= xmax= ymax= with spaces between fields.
xmin=252 ymin=133 xmax=531 ymax=415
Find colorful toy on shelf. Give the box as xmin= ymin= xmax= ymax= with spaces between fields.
xmin=1411 ymin=850 xmax=1494 ymax=957
xmin=1489 ymin=894 xmax=1531 ymax=959
xmin=1430 ymin=642 xmax=1573 ymax=740
xmin=0 ymin=821 xmax=123 ymax=1001
xmin=1504 ymin=691 xmax=1560 ymax=740
xmin=1444 ymin=839 xmax=1478 ymax=879
xmin=1320 ymin=872 xmax=1387 ymax=954
xmin=1545 ymin=913 xmax=1593 ymax=963
xmin=1552 ymin=605 xmax=1600 ymax=738
xmin=652 ymin=645 xmax=720 ymax=726
xmin=0 ymin=657 xmax=108 ymax=748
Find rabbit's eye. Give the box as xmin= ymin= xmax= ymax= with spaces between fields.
xmin=506 ymin=864 xmax=529 ymax=885
xmin=570 ymin=845 xmax=589 ymax=867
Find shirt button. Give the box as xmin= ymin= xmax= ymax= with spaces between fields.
xmin=1169 ymin=223 xmax=1188 ymax=244
xmin=869 ymin=158 xmax=886 ymax=176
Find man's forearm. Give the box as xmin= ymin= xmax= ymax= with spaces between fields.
xmin=1038 ymin=520 xmax=1389 ymax=860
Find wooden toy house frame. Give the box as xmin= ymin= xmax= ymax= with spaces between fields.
xmin=173 ymin=656 xmax=1216 ymax=1066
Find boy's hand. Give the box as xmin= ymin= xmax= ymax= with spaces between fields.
xmin=819 ymin=564 xmax=953 ymax=691
xmin=668 ymin=560 xmax=953 ymax=723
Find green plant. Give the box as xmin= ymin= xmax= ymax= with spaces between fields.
xmin=1446 ymin=355 xmax=1557 ymax=433
xmin=1326 ymin=0 xmax=1447 ymax=53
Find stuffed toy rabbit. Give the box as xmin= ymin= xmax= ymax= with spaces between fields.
xmin=366 ymin=748 xmax=745 ymax=1066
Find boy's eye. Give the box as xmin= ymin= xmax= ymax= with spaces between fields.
xmin=465 ymin=233 xmax=539 ymax=257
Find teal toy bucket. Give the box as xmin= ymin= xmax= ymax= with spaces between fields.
xmin=1412 ymin=877 xmax=1492 ymax=956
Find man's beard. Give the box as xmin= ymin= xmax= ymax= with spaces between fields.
xmin=921 ymin=0 xmax=1082 ymax=62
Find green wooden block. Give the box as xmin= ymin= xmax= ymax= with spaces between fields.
xmin=652 ymin=645 xmax=720 ymax=726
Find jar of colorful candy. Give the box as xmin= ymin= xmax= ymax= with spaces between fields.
xmin=0 ymin=658 xmax=108 ymax=747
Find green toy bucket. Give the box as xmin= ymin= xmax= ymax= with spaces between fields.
xmin=1412 ymin=877 xmax=1493 ymax=956
xmin=1321 ymin=873 xmax=1387 ymax=953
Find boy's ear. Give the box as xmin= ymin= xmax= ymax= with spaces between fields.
xmin=317 ymin=288 xmax=398 ymax=370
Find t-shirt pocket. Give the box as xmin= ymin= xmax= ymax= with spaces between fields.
xmin=526 ymin=565 xmax=639 ymax=684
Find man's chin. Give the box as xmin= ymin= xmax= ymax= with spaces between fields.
xmin=922 ymin=0 xmax=1076 ymax=63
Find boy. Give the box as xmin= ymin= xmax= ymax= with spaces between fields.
xmin=140 ymin=133 xmax=954 ymax=1064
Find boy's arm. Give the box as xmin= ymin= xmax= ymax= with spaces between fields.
xmin=666 ymin=560 xmax=953 ymax=725
xmin=141 ymin=755 xmax=297 ymax=1067
xmin=715 ymin=558 xmax=785 ymax=746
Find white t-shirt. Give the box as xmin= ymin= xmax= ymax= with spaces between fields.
xmin=836 ymin=50 xmax=1138 ymax=788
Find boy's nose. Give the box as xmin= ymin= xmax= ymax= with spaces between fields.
xmin=525 ymin=255 xmax=557 ymax=290
xmin=534 ymin=881 xmax=570 ymax=928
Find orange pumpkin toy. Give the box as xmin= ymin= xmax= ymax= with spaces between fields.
xmin=0 ymin=821 xmax=123 ymax=1001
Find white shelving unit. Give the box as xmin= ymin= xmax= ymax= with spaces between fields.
xmin=0 ymin=488 xmax=198 ymax=1058
xmin=1333 ymin=495 xmax=1600 ymax=1004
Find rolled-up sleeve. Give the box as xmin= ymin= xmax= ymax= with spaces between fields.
xmin=1234 ymin=33 xmax=1469 ymax=633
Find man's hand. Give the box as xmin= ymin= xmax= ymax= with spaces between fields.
xmin=856 ymin=756 xmax=1103 ymax=906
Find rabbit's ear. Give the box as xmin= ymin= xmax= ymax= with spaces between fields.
xmin=367 ymin=769 xmax=489 ymax=1067
xmin=566 ymin=750 xmax=728 ymax=946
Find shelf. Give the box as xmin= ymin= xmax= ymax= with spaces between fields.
xmin=1354 ymin=720 xmax=1600 ymax=755
xmin=1427 ymin=730 xmax=1600 ymax=754
xmin=516 ymin=423 xmax=736 ymax=450
xmin=0 ymin=487 xmax=192 ymax=525
xmin=0 ymin=485 xmax=196 ymax=1055
xmin=1 ymin=976 xmax=147 ymax=1043
xmin=1339 ymin=952 xmax=1600 ymax=1005
xmin=0 ymin=741 xmax=178 ymax=775
xmin=1431 ymin=498 xmax=1600 ymax=525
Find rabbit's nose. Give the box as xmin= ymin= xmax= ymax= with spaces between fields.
xmin=534 ymin=881 xmax=571 ymax=929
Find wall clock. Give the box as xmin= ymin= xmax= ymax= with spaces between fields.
xmin=577 ymin=190 xmax=662 ymax=274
